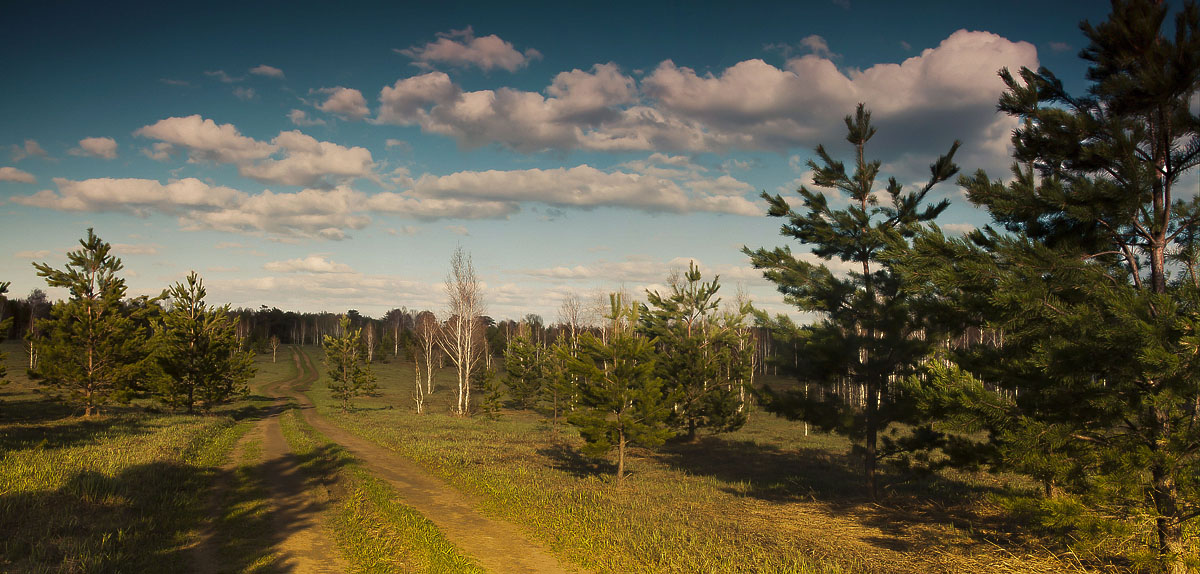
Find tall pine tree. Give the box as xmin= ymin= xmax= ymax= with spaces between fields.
xmin=563 ymin=295 xmax=672 ymax=483
xmin=31 ymin=229 xmax=154 ymax=416
xmin=156 ymin=272 xmax=255 ymax=413
xmin=745 ymin=105 xmax=960 ymax=499
xmin=908 ymin=2 xmax=1200 ymax=569
xmin=639 ymin=262 xmax=752 ymax=440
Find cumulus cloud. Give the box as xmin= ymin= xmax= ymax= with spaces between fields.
xmin=288 ymin=109 xmax=326 ymax=127
xmin=142 ymin=142 xmax=175 ymax=161
xmin=0 ymin=166 xmax=35 ymax=183
xmin=376 ymin=29 xmax=1035 ymax=173
xmin=315 ymin=87 xmax=369 ymax=120
xmin=376 ymin=63 xmax=638 ymax=152
xmin=445 ymin=225 xmax=470 ymax=236
xmin=525 ymin=256 xmax=765 ymax=284
xmin=264 ymin=255 xmax=353 ymax=273
xmin=249 ymin=64 xmax=285 ymax=79
xmin=399 ymin=26 xmax=542 ymax=72
xmin=11 ymin=177 xmax=244 ymax=215
xmin=406 ymin=162 xmax=758 ymax=216
xmin=69 ymin=137 xmax=118 ymax=159
xmin=799 ymin=35 xmax=836 ymax=59
xmin=11 ymin=139 xmax=47 ymax=162
xmin=134 ymin=115 xmax=275 ymax=163
xmin=134 ymin=115 xmax=376 ymax=187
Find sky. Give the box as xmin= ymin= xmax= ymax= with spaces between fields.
xmin=0 ymin=0 xmax=1162 ymax=322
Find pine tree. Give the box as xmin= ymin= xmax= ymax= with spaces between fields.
xmin=504 ymin=333 xmax=546 ymax=409
xmin=156 ymin=272 xmax=255 ymax=413
xmin=640 ymin=262 xmax=752 ymax=440
xmin=907 ymin=2 xmax=1200 ymax=569
xmin=31 ymin=229 xmax=154 ymax=416
xmin=323 ymin=315 xmax=377 ymax=411
xmin=562 ymin=295 xmax=672 ymax=482
xmin=744 ymin=105 xmax=960 ymax=499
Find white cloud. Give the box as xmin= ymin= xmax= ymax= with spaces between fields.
xmin=205 ymin=70 xmax=238 ymax=83
xmin=11 ymin=177 xmax=244 ymax=215
xmin=69 ymin=137 xmax=118 ymax=159
xmin=376 ymin=63 xmax=637 ymax=152
xmin=315 ymin=87 xmax=369 ymax=120
xmin=525 ymin=256 xmax=765 ymax=284
xmin=800 ymin=35 xmax=836 ymax=59
xmin=375 ymin=29 xmax=1033 ymax=174
xmin=134 ymin=115 xmax=275 ymax=163
xmin=445 ymin=224 xmax=470 ymax=236
xmin=11 ymin=139 xmax=47 ymax=162
xmin=141 ymin=142 xmax=175 ymax=161
xmin=288 ymin=109 xmax=326 ymax=127
xmin=365 ymin=192 xmax=518 ymax=220
xmin=942 ymin=222 xmax=976 ymax=234
xmin=407 ymin=164 xmax=759 ymax=216
xmin=249 ymin=64 xmax=285 ymax=79
xmin=264 ymin=255 xmax=354 ymax=273
xmin=0 ymin=166 xmax=35 ymax=183
xmin=239 ymin=130 xmax=375 ymax=186
xmin=233 ymin=86 xmax=256 ymax=100
xmin=13 ymin=249 xmax=51 ymax=259
xmin=399 ymin=26 xmax=542 ymax=72
xmin=112 ymin=243 xmax=159 ymax=255
xmin=183 ymin=186 xmax=371 ymax=239
xmin=135 ymin=115 xmax=376 ymax=186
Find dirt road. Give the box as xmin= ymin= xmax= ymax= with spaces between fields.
xmin=285 ymin=347 xmax=578 ymax=574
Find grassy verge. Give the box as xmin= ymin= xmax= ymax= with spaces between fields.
xmin=0 ymin=412 xmax=246 ymax=572
xmin=278 ymin=407 xmax=483 ymax=574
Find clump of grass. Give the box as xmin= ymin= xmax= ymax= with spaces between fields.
xmin=279 ymin=408 xmax=483 ymax=573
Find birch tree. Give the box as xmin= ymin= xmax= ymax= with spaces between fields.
xmin=437 ymin=248 xmax=485 ymax=416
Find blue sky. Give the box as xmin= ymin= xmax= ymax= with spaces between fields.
xmin=0 ymin=1 xmax=1145 ymax=321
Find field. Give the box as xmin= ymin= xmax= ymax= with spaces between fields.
xmin=306 ymin=346 xmax=1097 ymax=574
xmin=0 ymin=338 xmax=1155 ymax=573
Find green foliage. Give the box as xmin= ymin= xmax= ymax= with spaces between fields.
xmin=30 ymin=229 xmax=155 ymax=415
xmin=475 ymin=364 xmax=503 ymax=417
xmin=155 ymin=271 xmax=256 ymax=413
xmin=504 ymin=334 xmax=546 ymax=409
xmin=323 ymin=315 xmax=377 ymax=411
xmin=640 ymin=262 xmax=752 ymax=440
xmin=562 ymin=295 xmax=672 ymax=481
xmin=903 ymin=1 xmax=1200 ymax=568
xmin=745 ymin=105 xmax=960 ymax=498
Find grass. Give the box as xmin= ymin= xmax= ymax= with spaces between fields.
xmin=0 ymin=342 xmax=275 ymax=573
xmin=278 ymin=407 xmax=484 ymax=574
xmin=310 ymin=346 xmax=1038 ymax=574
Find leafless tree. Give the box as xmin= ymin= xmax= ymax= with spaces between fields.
xmin=437 ymin=247 xmax=485 ymax=416
xmin=557 ymin=292 xmax=584 ymax=349
xmin=364 ymin=322 xmax=376 ymax=362
xmin=269 ymin=335 xmax=280 ymax=363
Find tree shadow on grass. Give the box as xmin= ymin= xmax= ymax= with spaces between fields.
xmin=0 ymin=461 xmax=220 ymax=572
xmin=536 ymin=441 xmax=617 ymax=479
xmin=0 ymin=414 xmax=155 ymax=452
xmin=1 ymin=437 xmax=350 ymax=573
xmin=653 ymin=433 xmax=1053 ymax=563
xmin=214 ymin=441 xmax=349 ymax=573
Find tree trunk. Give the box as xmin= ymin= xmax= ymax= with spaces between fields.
xmin=865 ymin=379 xmax=879 ymax=500
xmin=617 ymin=429 xmax=626 ymax=483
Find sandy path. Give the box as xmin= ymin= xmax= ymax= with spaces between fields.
xmin=193 ymin=357 xmax=348 ymax=574
xmin=286 ymin=347 xmax=578 ymax=574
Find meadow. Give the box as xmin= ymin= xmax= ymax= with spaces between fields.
xmin=0 ymin=343 xmax=477 ymax=574
xmin=305 ymin=346 xmax=1098 ymax=574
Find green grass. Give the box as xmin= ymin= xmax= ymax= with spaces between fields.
xmin=278 ymin=407 xmax=483 ymax=574
xmin=302 ymin=346 xmax=876 ymax=573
